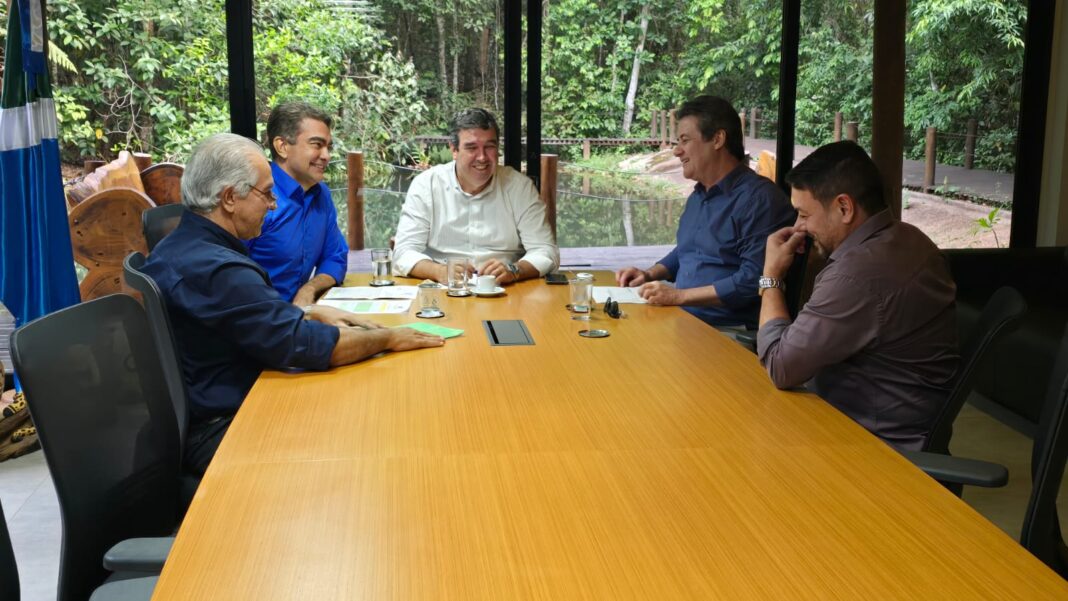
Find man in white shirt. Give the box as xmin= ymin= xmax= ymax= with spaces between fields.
xmin=393 ymin=108 xmax=559 ymax=285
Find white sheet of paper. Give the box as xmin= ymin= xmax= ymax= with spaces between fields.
xmin=322 ymin=286 xmax=419 ymax=300
xmin=316 ymin=299 xmax=413 ymax=314
xmin=592 ymin=286 xmax=647 ymax=304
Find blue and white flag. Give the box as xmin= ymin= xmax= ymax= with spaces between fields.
xmin=0 ymin=0 xmax=80 ymax=331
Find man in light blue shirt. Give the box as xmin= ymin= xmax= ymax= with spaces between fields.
xmin=246 ymin=102 xmax=348 ymax=306
xmin=616 ymin=96 xmax=795 ymax=329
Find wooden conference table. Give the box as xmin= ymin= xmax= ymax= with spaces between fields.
xmin=152 ymin=273 xmax=1068 ymax=599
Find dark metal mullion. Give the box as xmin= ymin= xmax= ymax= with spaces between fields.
xmin=1009 ymin=0 xmax=1055 ymax=248
xmin=502 ymin=0 xmax=523 ymax=170
xmin=775 ymin=0 xmax=801 ymax=194
xmin=225 ymin=0 xmax=257 ymax=140
xmin=526 ymin=0 xmax=542 ymax=185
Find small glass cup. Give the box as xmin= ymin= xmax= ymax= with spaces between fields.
xmin=446 ymin=257 xmax=473 ymax=297
xmin=568 ymin=273 xmax=594 ymax=320
xmin=370 ymin=248 xmax=393 ymax=286
xmin=416 ymin=282 xmax=445 ymax=318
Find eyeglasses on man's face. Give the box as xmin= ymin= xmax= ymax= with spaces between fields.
xmin=248 ymin=184 xmax=277 ymax=205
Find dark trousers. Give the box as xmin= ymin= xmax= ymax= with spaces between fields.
xmin=184 ymin=415 xmax=234 ymax=477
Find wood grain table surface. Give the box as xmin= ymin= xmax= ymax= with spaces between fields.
xmin=152 ymin=272 xmax=1068 ymax=600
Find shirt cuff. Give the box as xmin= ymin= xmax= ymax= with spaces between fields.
xmin=393 ymin=249 xmax=433 ymax=277
xmin=710 ymin=275 xmax=747 ymax=308
xmin=291 ymin=320 xmax=340 ymax=370
xmin=756 ymin=317 xmax=791 ymax=361
xmin=316 ymin=260 xmax=347 ymax=288
xmin=520 ymin=252 xmax=556 ymax=276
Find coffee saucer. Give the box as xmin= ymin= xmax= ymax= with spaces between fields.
xmin=472 ymin=286 xmax=506 ymax=297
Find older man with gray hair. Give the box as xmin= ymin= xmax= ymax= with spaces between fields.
xmin=142 ymin=133 xmax=445 ymax=475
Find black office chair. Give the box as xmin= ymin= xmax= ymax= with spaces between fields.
xmin=142 ymin=203 xmax=185 ymax=252
xmin=124 ymin=252 xmax=201 ymax=512
xmin=1 ymin=497 xmax=158 ymax=601
xmin=11 ymin=294 xmax=181 ymax=601
xmin=123 ymin=252 xmax=189 ymax=456
xmin=907 ymin=320 xmax=1068 ymax=577
xmin=924 ymin=286 xmax=1028 ymax=455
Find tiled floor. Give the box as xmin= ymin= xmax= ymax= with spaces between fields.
xmin=2 ymin=397 xmax=1064 ymax=600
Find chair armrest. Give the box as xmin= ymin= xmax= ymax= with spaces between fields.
xmin=901 ymin=450 xmax=1009 ymax=488
xmin=102 ymin=537 xmax=174 ymax=572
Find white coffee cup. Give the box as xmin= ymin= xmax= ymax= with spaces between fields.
xmin=476 ymin=274 xmax=497 ymax=292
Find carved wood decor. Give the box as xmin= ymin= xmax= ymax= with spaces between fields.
xmin=69 ymin=188 xmax=154 ymax=301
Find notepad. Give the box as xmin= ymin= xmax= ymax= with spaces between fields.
xmin=322 ymin=286 xmax=419 ymax=300
xmin=592 ymin=286 xmax=647 ymax=304
xmin=393 ymin=323 xmax=464 ymax=339
xmin=317 ymin=299 xmax=412 ymax=314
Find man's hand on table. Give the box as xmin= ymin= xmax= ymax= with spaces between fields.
xmin=477 ymin=259 xmax=520 ymax=285
xmin=306 ymin=305 xmax=385 ymax=329
xmin=637 ymin=281 xmax=685 ymax=306
xmin=616 ymin=266 xmax=653 ymax=287
xmin=387 ymin=327 xmax=446 ymax=351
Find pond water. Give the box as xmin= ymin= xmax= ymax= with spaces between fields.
xmin=324 ymin=163 xmax=685 ymax=249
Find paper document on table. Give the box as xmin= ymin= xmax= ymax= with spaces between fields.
xmin=592 ymin=286 xmax=647 ymax=304
xmin=322 ymin=286 xmax=419 ymax=300
xmin=316 ymin=299 xmax=413 ymax=314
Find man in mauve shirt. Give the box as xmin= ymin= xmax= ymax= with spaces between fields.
xmin=757 ymin=141 xmax=959 ymax=451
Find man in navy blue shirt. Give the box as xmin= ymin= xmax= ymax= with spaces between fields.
xmin=143 ymin=133 xmax=444 ymax=475
xmin=616 ymin=96 xmax=795 ymax=329
xmin=246 ymin=102 xmax=348 ymax=306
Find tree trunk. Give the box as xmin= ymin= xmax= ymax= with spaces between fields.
xmin=479 ymin=26 xmax=489 ymax=103
xmin=621 ymin=4 xmax=650 ymax=134
xmin=621 ymin=200 xmax=635 ymax=246
xmin=609 ymin=8 xmax=624 ymax=93
xmin=436 ymin=13 xmax=448 ymax=99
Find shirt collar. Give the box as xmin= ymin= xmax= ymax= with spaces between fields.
xmin=447 ymin=160 xmax=496 ymax=200
xmin=183 ymin=210 xmax=250 ymax=256
xmin=829 ymin=208 xmax=894 ymax=261
xmin=270 ymin=161 xmax=319 ymax=202
xmin=694 ymin=163 xmax=751 ymax=199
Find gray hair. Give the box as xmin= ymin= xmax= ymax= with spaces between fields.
xmin=181 ymin=133 xmax=264 ymax=214
xmin=266 ymin=102 xmax=333 ymax=160
xmin=448 ymin=107 xmax=499 ymax=148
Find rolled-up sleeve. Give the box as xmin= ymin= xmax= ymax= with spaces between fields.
xmin=192 ymin=264 xmax=339 ymax=370
xmin=513 ymin=178 xmax=559 ymax=275
xmin=315 ymin=190 xmax=349 ymax=285
xmin=393 ymin=174 xmax=435 ymax=276
xmin=757 ymin=272 xmax=879 ymax=389
xmin=658 ymin=247 xmax=680 ymax=279
xmin=713 ymin=188 xmax=795 ymax=308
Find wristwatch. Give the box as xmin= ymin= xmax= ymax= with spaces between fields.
xmin=758 ymin=276 xmax=785 ymax=296
xmin=506 ymin=261 xmax=520 ymax=282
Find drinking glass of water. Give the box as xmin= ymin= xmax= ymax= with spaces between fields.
xmin=370 ymin=249 xmax=393 ymax=287
xmin=568 ymin=273 xmax=594 ymax=320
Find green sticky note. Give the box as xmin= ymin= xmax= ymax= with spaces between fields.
xmin=393 ymin=322 xmax=464 ymax=339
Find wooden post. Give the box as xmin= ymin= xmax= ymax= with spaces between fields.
xmin=664 ymin=198 xmax=674 ymax=225
xmin=346 ymin=151 xmax=365 ymax=250
xmin=131 ymin=152 xmax=152 ymax=172
xmin=833 ymin=112 xmax=843 ymax=142
xmin=846 ymin=122 xmax=859 ymax=142
xmin=660 ymin=110 xmax=669 ymax=148
xmin=582 ymin=139 xmax=591 ymax=160
xmin=82 ymin=159 xmax=105 ymax=176
xmin=650 ymin=109 xmax=658 ymax=139
xmin=924 ymin=126 xmax=937 ymax=191
xmin=540 ymin=154 xmax=558 ymax=239
xmin=964 ymin=119 xmax=977 ymax=170
xmin=738 ymin=111 xmax=747 ymax=137
xmin=668 ymin=110 xmax=677 ymax=143
xmin=750 ymin=108 xmax=760 ymax=139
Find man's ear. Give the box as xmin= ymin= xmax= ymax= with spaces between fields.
xmin=835 ymin=194 xmax=858 ymax=224
xmin=712 ymin=129 xmax=727 ymax=150
xmin=218 ymin=186 xmax=239 ymax=214
xmin=272 ymin=137 xmax=288 ymax=161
